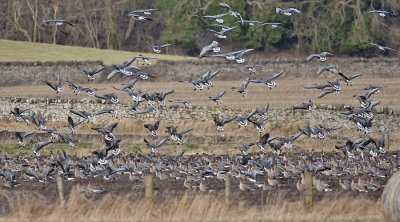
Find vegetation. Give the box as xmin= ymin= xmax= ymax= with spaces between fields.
xmin=1 ymin=0 xmax=399 ymax=56
xmin=0 ymin=39 xmax=189 ymax=64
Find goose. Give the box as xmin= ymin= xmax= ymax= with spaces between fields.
xmin=42 ymin=128 xmax=58 ymax=140
xmin=338 ymin=72 xmax=363 ymax=85
xmin=45 ymin=73 xmax=64 ymax=93
xmin=128 ymin=8 xmax=159 ymax=15
xmin=371 ymin=136 xmax=385 ymax=154
xmin=81 ymin=87 xmax=106 ymax=96
xmin=67 ymin=81 xmax=84 ymax=95
xmin=276 ymin=131 xmax=303 ymax=149
xmin=175 ymin=128 xmax=193 ymax=145
xmin=170 ymin=99 xmax=192 ymax=108
xmin=135 ymin=54 xmax=157 ymax=65
xmin=245 ymin=64 xmax=261 ymax=74
xmin=255 ymin=103 xmax=270 ymax=119
xmin=125 ymin=13 xmax=152 ymax=21
xmin=41 ymin=19 xmax=73 ymax=27
xmin=15 ymin=132 xmax=34 ymax=146
xmin=368 ymin=43 xmax=396 ymax=52
xmin=10 ymin=107 xmax=30 ymax=121
xmin=318 ymin=124 xmax=341 ymax=135
xmin=56 ymin=132 xmax=76 ymax=147
xmin=296 ymin=180 xmax=305 ymax=191
xmin=153 ymin=90 xmax=174 ymax=106
xmin=248 ymin=118 xmax=266 ymax=133
xmin=95 ymin=108 xmax=117 ymax=118
xmin=34 ymin=111 xmax=47 ymax=129
xmin=204 ymin=25 xmax=237 ymax=39
xmin=353 ymin=84 xmax=382 ymax=92
xmin=91 ymin=122 xmax=118 ymax=141
xmin=339 ymin=179 xmax=351 ymax=190
xmin=293 ymin=100 xmax=316 ymax=111
xmin=95 ymin=93 xmax=119 ymax=104
xmin=32 ymin=141 xmax=53 ymax=156
xmin=142 ymin=92 xmax=156 ymax=107
xmin=257 ymin=22 xmax=283 ymax=29
xmin=179 ymin=78 xmax=204 ymax=91
xmin=276 ymin=7 xmax=301 ymax=16
xmin=208 ymin=91 xmax=226 ymax=105
xmin=235 ymin=109 xmax=257 ymax=127
xmin=239 ymin=179 xmax=255 ymax=191
xmin=77 ymin=66 xmax=106 ymax=81
xmin=144 ymin=137 xmax=168 ymax=153
xmin=67 ymin=116 xmax=83 ymax=134
xmin=113 ymin=79 xmax=138 ymax=92
xmin=239 ymin=141 xmax=256 ymax=155
xmin=70 ymin=109 xmax=94 ymax=123
xmin=257 ymin=133 xmax=278 ymax=153
xmin=131 ymin=106 xmax=157 ymax=115
xmin=142 ymin=39 xmax=171 ymax=54
xmin=366 ymin=9 xmax=395 ymax=17
xmin=199 ymin=41 xmax=220 ymax=58
xmin=213 ymin=116 xmax=236 ymax=131
xmin=236 ymin=20 xmax=261 ymax=26
xmin=200 ymin=70 xmax=220 ymax=88
xmin=307 ymin=52 xmax=333 ymax=62
xmin=299 ymin=124 xmax=325 ymax=139
xmin=107 ymin=57 xmax=142 ymax=80
xmin=24 ymin=168 xmax=45 ymax=183
xmin=207 ymin=49 xmax=254 ymax=63
xmin=132 ymin=71 xmax=157 ymax=80
xmin=231 ymin=78 xmax=251 ymax=96
xmin=318 ymin=87 xmax=340 ymax=98
xmin=249 ymin=71 xmax=285 ymax=89
xmin=144 ymin=120 xmax=160 ymax=136
xmin=317 ymin=64 xmax=337 ymax=75
xmin=218 ymin=3 xmax=244 ymax=24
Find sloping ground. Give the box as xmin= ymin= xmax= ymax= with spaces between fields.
xmin=0 ymin=39 xmax=192 ymax=65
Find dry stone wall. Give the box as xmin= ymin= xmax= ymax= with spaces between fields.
xmin=0 ymin=57 xmax=399 ymax=86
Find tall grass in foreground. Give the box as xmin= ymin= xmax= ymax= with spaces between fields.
xmin=0 ymin=189 xmax=383 ymax=222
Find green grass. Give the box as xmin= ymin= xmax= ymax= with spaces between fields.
xmin=0 ymin=39 xmax=192 ymax=65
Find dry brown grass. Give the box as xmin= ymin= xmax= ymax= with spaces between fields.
xmin=0 ymin=188 xmax=383 ymax=222
xmin=0 ymin=77 xmax=398 ymax=110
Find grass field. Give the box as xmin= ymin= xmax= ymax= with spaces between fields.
xmin=0 ymin=39 xmax=191 ymax=64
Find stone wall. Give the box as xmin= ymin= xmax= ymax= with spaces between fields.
xmin=0 ymin=57 xmax=399 ymax=86
xmin=1 ymin=97 xmax=399 ymax=133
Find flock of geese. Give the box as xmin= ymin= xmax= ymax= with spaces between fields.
xmin=2 ymin=3 xmax=399 ymax=195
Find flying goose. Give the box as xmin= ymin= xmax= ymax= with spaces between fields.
xmin=45 ymin=73 xmax=64 ymax=93
xmin=240 ymin=141 xmax=256 ymax=155
xmin=213 ymin=116 xmax=236 ymax=131
xmin=199 ymin=41 xmax=220 ymax=58
xmin=179 ymin=78 xmax=204 ymax=91
xmin=128 ymin=8 xmax=159 ymax=15
xmin=170 ymin=99 xmax=192 ymax=108
xmin=338 ymin=72 xmax=363 ymax=85
xmin=299 ymin=124 xmax=325 ymax=139
xmin=144 ymin=120 xmax=160 ymax=136
xmin=204 ymin=25 xmax=237 ymax=39
xmin=366 ymin=9 xmax=395 ymax=17
xmin=236 ymin=20 xmax=261 ymax=26
xmin=276 ymin=131 xmax=303 ymax=149
xmin=32 ymin=141 xmax=53 ymax=156
xmin=368 ymin=43 xmax=396 ymax=52
xmin=95 ymin=93 xmax=119 ymax=104
xmin=307 ymin=52 xmax=333 ymax=62
xmin=70 ymin=109 xmax=94 ymax=123
xmin=143 ymin=39 xmax=171 ymax=54
xmin=353 ymin=84 xmax=382 ymax=92
xmin=56 ymin=132 xmax=76 ymax=147
xmin=125 ymin=12 xmax=152 ymax=21
xmin=317 ymin=64 xmax=337 ymax=76
xmin=107 ymin=57 xmax=142 ymax=80
xmin=67 ymin=116 xmax=83 ymax=134
xmin=207 ymin=49 xmax=254 ymax=63
xmin=77 ymin=66 xmax=106 ymax=81
xmin=144 ymin=137 xmax=168 ymax=153
xmin=113 ymin=79 xmax=139 ymax=92
xmin=248 ymin=118 xmax=267 ymax=133
xmin=276 ymin=7 xmax=301 ymax=16
xmin=231 ymin=78 xmax=251 ymax=96
xmin=34 ymin=111 xmax=46 ymax=130
xmin=257 ymin=133 xmax=278 ymax=153
xmin=200 ymin=70 xmax=220 ymax=88
xmin=10 ymin=107 xmax=30 ymax=122
xmin=292 ymin=100 xmax=316 ymax=111
xmin=218 ymin=3 xmax=244 ymax=24
xmin=249 ymin=71 xmax=285 ymax=89
xmin=92 ymin=122 xmax=118 ymax=141
xmin=41 ymin=19 xmax=73 ymax=27
xmin=257 ymin=22 xmax=283 ymax=29
xmin=208 ymin=91 xmax=226 ymax=105
xmin=131 ymin=106 xmax=157 ymax=115
xmin=15 ymin=132 xmax=34 ymax=146
xmin=153 ymin=90 xmax=174 ymax=106
xmin=67 ymin=81 xmax=84 ymax=95
xmin=81 ymin=87 xmax=106 ymax=96
xmin=235 ymin=109 xmax=257 ymax=127
xmin=95 ymin=108 xmax=117 ymax=118
xmin=245 ymin=64 xmax=261 ymax=74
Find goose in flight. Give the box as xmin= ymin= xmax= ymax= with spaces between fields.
xmin=179 ymin=78 xmax=204 ymax=91
xmin=77 ymin=66 xmax=106 ymax=81
xmin=218 ymin=3 xmax=244 ymax=24
xmin=170 ymin=99 xmax=192 ymax=109
xmin=317 ymin=64 xmax=338 ymax=76
xmin=70 ymin=109 xmax=94 ymax=123
xmin=95 ymin=93 xmax=119 ymax=104
xmin=107 ymin=57 xmax=142 ymax=80
xmin=276 ymin=7 xmax=301 ymax=16
xmin=41 ymin=19 xmax=73 ymax=27
xmin=249 ymin=71 xmax=285 ymax=89
xmin=366 ymin=9 xmax=395 ymax=17
xmin=199 ymin=41 xmax=220 ymax=58
xmin=276 ymin=131 xmax=303 ymax=149
xmin=67 ymin=116 xmax=83 ymax=134
xmin=204 ymin=24 xmax=237 ymax=39
xmin=208 ymin=91 xmax=226 ymax=105
xmin=231 ymin=78 xmax=251 ymax=96
xmin=125 ymin=12 xmax=152 ymax=21
xmin=202 ymin=12 xmax=230 ymax=24
xmin=15 ymin=132 xmax=34 ymax=146
xmin=245 ymin=64 xmax=261 ymax=74
xmin=128 ymin=8 xmax=159 ymax=15
xmin=143 ymin=39 xmax=171 ymax=54
xmin=207 ymin=48 xmax=254 ymax=64
xmin=292 ymin=100 xmax=316 ymax=111
xmin=307 ymin=52 xmax=333 ymax=62
xmin=144 ymin=120 xmax=160 ymax=136
xmin=213 ymin=116 xmax=236 ymax=131
xmin=45 ymin=73 xmax=64 ymax=93
xmin=235 ymin=109 xmax=257 ymax=127
xmin=200 ymin=70 xmax=220 ymax=88
xmin=144 ymin=137 xmax=168 ymax=153
xmin=368 ymin=43 xmax=396 ymax=52
xmin=32 ymin=141 xmax=53 ymax=156
xmin=338 ymin=72 xmax=363 ymax=86
xmin=257 ymin=22 xmax=282 ymax=29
